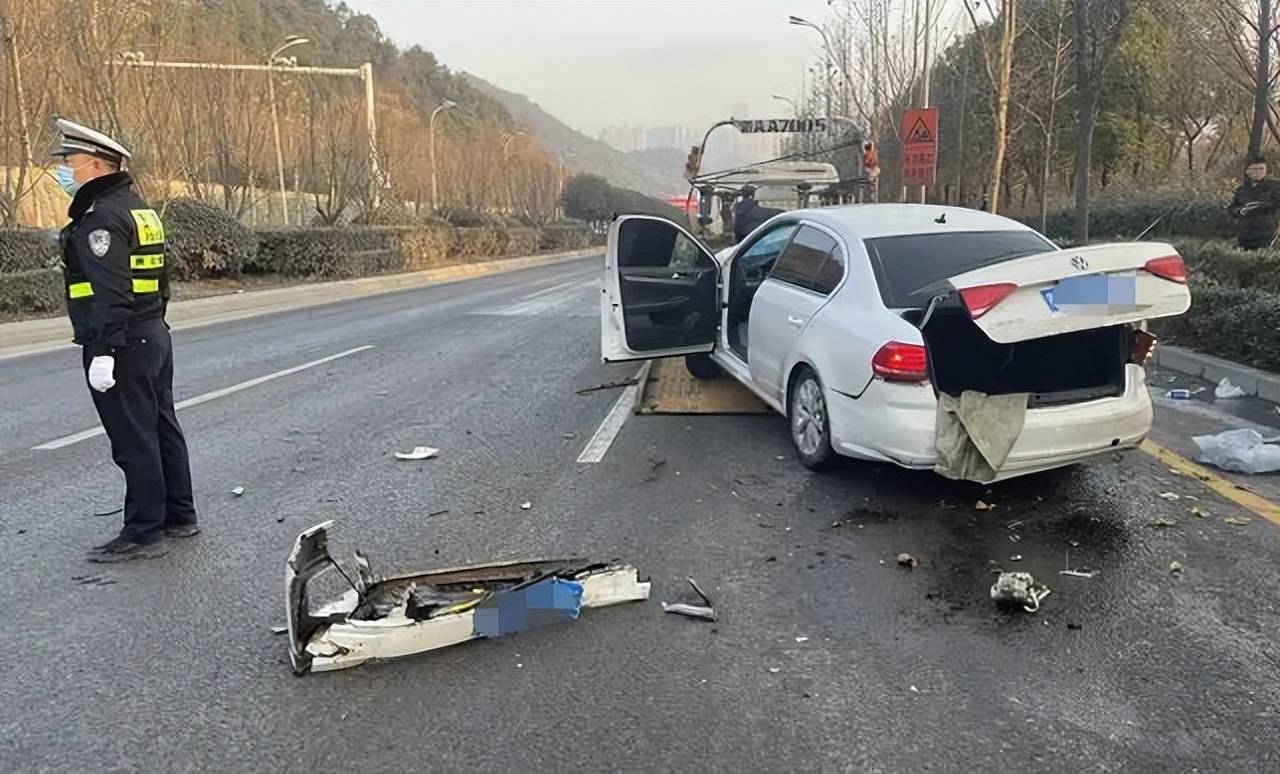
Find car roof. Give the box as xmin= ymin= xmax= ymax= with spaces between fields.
xmin=779 ymin=203 xmax=1039 ymax=241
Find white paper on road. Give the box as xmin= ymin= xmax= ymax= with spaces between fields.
xmin=394 ymin=446 xmax=440 ymax=461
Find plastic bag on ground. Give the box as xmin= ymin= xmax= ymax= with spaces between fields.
xmin=1192 ymin=428 xmax=1280 ymax=474
xmin=1215 ymin=378 xmax=1246 ymax=399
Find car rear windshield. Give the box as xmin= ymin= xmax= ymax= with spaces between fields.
xmin=865 ymin=230 xmax=1055 ymax=309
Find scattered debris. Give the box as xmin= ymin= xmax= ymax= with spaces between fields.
xmin=575 ymin=378 xmax=639 ymax=395
xmin=1067 ymin=622 xmax=1082 ymax=631
xmin=93 ymin=506 xmax=124 ymax=517
xmin=975 ymin=500 xmax=995 ymax=511
xmin=990 ymin=572 xmax=1051 ymax=613
xmin=1193 ymin=429 xmax=1280 ymax=474
xmin=1009 ymin=555 xmax=1023 ymax=562
xmin=71 ymin=574 xmax=118 ymax=587
xmin=896 ymin=553 xmax=919 ymax=569
xmin=275 ymin=515 xmax=286 ymax=524
xmin=16 ymin=529 xmax=25 ymax=535
xmin=1059 ymin=570 xmax=1096 ymax=579
xmin=795 ymin=636 xmax=809 ymax=643
xmin=1006 ymin=520 xmax=1024 ymax=530
xmin=1157 ymin=492 xmax=1181 ymax=501
xmin=662 ymin=577 xmax=716 ymax=622
xmin=270 ymin=625 xmax=288 ymax=635
xmin=284 ymin=521 xmax=650 ymax=674
xmin=910 ymin=685 xmax=920 ymax=693
xmin=231 ymin=486 xmax=245 ymax=497
xmin=1164 ymin=389 xmax=1194 ymax=399
xmin=1223 ymin=516 xmax=1252 ymax=526
xmin=1149 ymin=517 xmax=1178 ymax=528
xmin=768 ymin=667 xmax=781 ymax=674
xmin=394 ymin=446 xmax=440 ymax=461
xmin=775 ymin=455 xmax=786 ymax=461
xmin=520 ymin=502 xmax=532 ymax=510
xmin=427 ymin=509 xmax=450 ymax=518
xmin=1169 ymin=561 xmax=1183 ymax=574
xmin=1008 ymin=534 xmax=1022 ymax=543
xmin=1190 ymin=507 xmax=1209 ymax=519
xmin=649 ymin=458 xmax=667 ymax=472
xmin=1214 ymin=377 xmax=1246 ymax=399
xmin=764 ymin=556 xmax=777 ymax=563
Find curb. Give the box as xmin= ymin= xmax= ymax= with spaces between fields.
xmin=1153 ymin=345 xmax=1280 ymax=405
xmin=0 ymin=248 xmax=600 ymax=361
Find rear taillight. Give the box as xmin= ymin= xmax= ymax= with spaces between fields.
xmin=1144 ymin=255 xmax=1187 ymax=284
xmin=872 ymin=342 xmax=929 ymax=382
xmin=958 ymin=283 xmax=1017 ymax=319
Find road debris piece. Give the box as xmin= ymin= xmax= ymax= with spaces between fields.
xmin=1169 ymin=561 xmax=1183 ymax=574
xmin=1009 ymin=555 xmax=1023 ymax=562
xmin=575 ymin=378 xmax=639 ymax=395
xmin=1059 ymin=570 xmax=1096 ymax=579
xmin=284 ymin=521 xmax=650 ymax=674
xmin=231 ymin=486 xmax=245 ymax=497
xmin=662 ymin=577 xmax=716 ymax=622
xmin=394 ymin=446 xmax=439 ymax=461
xmin=1190 ymin=507 xmax=1209 ymax=519
xmin=1193 ymin=428 xmax=1280 ymax=474
xmin=975 ymin=500 xmax=995 ymax=511
xmin=896 ymin=553 xmax=919 ymax=569
xmin=1157 ymin=492 xmax=1181 ymax=501
xmin=795 ymin=636 xmax=809 ymax=643
xmin=1149 ymin=517 xmax=1178 ymax=528
xmin=270 ymin=625 xmax=288 ymax=635
xmin=990 ymin=571 xmax=1051 ymax=613
xmin=1214 ymin=378 xmax=1246 ymax=399
xmin=520 ymin=502 xmax=532 ymax=511
xmin=93 ymin=505 xmax=124 ymax=517
xmin=1223 ymin=516 xmax=1251 ymax=526
xmin=768 ymin=667 xmax=781 ymax=674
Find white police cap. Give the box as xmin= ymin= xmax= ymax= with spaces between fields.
xmin=51 ymin=117 xmax=131 ymax=164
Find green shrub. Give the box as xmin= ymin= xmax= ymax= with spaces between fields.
xmin=351 ymin=203 xmax=418 ymax=226
xmin=1151 ymin=279 xmax=1280 ymax=373
xmin=442 ymin=208 xmax=502 ymax=229
xmin=0 ymin=229 xmax=60 ymax=273
xmin=1174 ymin=238 xmax=1280 ymax=295
xmin=449 ymin=227 xmax=502 ymax=259
xmin=0 ymin=268 xmax=63 ymax=315
xmin=161 ymin=198 xmax=257 ymax=279
xmin=1034 ymin=197 xmax=1234 ymax=242
xmin=538 ymin=224 xmax=592 ymax=251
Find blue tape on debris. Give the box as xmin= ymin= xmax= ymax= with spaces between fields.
xmin=472 ymin=576 xmax=584 ymax=638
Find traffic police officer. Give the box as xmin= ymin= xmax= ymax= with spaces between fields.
xmin=52 ymin=117 xmax=199 ymax=562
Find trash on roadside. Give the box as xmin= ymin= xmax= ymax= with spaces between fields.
xmin=1214 ymin=378 xmax=1246 ymax=399
xmin=975 ymin=500 xmax=995 ymax=511
xmin=1149 ymin=517 xmax=1177 ymax=528
xmin=1223 ymin=516 xmax=1251 ymax=526
xmin=520 ymin=502 xmax=532 ymax=510
xmin=1059 ymin=570 xmax=1096 ymax=579
xmin=1165 ymin=389 xmax=1194 ymax=400
xmin=284 ymin=521 xmax=651 ymax=674
xmin=394 ymin=446 xmax=440 ymax=461
xmin=575 ymin=378 xmax=639 ymax=395
xmin=1157 ymin=492 xmax=1181 ymax=501
xmin=795 ymin=636 xmax=809 ymax=643
xmin=896 ymin=553 xmax=919 ymax=569
xmin=1190 ymin=506 xmax=1209 ymax=519
xmin=231 ymin=486 xmax=245 ymax=497
xmin=1169 ymin=561 xmax=1183 ymax=574
xmin=270 ymin=625 xmax=288 ymax=635
xmin=1009 ymin=555 xmax=1023 ymax=562
xmin=662 ymin=577 xmax=716 ymax=622
xmin=768 ymin=667 xmax=781 ymax=674
xmin=1192 ymin=428 xmax=1280 ymax=474
xmin=990 ymin=571 xmax=1050 ymax=613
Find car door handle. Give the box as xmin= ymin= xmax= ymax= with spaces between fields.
xmin=787 ymin=315 xmax=806 ymax=327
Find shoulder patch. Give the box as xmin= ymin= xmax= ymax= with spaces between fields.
xmin=88 ymin=229 xmax=112 ymax=257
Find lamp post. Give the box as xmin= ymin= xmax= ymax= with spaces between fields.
xmin=789 ymin=15 xmax=845 ymax=123
xmin=267 ymin=35 xmax=309 ymax=225
xmin=501 ymin=131 xmax=525 ymax=213
xmin=770 ymin=93 xmax=800 ymax=116
xmin=429 ymin=99 xmax=457 ymax=211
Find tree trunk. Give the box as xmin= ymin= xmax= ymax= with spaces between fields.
xmin=1250 ymin=0 xmax=1273 ymax=159
xmin=0 ymin=2 xmax=34 ymax=228
xmin=1073 ymin=85 xmax=1100 ymax=244
xmin=988 ymin=0 xmax=1017 ymax=213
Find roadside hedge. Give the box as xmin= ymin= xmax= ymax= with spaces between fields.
xmin=0 ymin=229 xmax=59 ymax=273
xmin=0 ymin=268 xmax=62 ymax=315
xmin=1035 ymin=196 xmax=1235 ymax=242
xmin=1175 ymin=238 xmax=1280 ymax=294
xmin=1151 ymin=279 xmax=1280 ymax=373
xmin=161 ymin=198 xmax=258 ymax=280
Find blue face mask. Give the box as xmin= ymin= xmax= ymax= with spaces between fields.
xmin=55 ymin=164 xmax=81 ymax=196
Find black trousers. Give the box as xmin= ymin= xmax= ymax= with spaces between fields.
xmin=1238 ymin=234 xmax=1273 ymax=251
xmin=84 ymin=323 xmax=196 ymax=542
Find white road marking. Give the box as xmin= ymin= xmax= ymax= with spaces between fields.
xmin=578 ymin=361 xmax=651 ymax=464
xmin=477 ymin=278 xmax=596 ymax=317
xmin=32 ymin=345 xmax=375 ymax=451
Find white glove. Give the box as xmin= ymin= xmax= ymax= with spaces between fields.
xmin=88 ymin=355 xmax=116 ymax=393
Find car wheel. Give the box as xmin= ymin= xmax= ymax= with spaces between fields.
xmin=685 ymin=353 xmax=721 ymax=380
xmin=788 ymin=367 xmax=835 ymax=470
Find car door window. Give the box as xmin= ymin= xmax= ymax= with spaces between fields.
xmin=810 ymin=244 xmax=845 ymax=295
xmin=736 ymin=223 xmax=798 ymax=283
xmin=769 ymin=226 xmax=838 ymax=294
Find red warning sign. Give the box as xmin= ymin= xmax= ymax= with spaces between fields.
xmin=901 ymin=107 xmax=939 ymax=187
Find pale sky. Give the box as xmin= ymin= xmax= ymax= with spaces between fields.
xmin=348 ymin=0 xmax=830 ymax=137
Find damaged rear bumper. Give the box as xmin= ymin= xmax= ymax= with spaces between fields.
xmin=286 ymin=521 xmax=650 ymax=674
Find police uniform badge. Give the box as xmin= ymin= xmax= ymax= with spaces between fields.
xmin=88 ymin=229 xmax=112 ymax=257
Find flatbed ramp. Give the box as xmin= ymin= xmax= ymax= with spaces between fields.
xmin=637 ymin=358 xmax=772 ymax=415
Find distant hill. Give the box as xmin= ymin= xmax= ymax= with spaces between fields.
xmin=460 ymin=73 xmax=685 ymax=198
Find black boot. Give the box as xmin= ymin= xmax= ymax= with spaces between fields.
xmin=87 ymin=536 xmax=170 ymax=563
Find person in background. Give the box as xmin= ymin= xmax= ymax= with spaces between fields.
xmin=52 ymin=117 xmax=199 ymax=562
xmin=1229 ymin=155 xmax=1280 ymax=251
xmin=731 ymin=185 xmax=783 ymax=243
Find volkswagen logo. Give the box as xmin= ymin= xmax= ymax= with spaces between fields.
xmin=1071 ymin=255 xmax=1089 ymax=271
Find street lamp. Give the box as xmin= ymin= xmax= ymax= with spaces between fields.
xmin=771 ymin=93 xmax=800 ymax=116
xmin=267 ymin=36 xmax=309 ymax=225
xmin=501 ymin=131 xmax=526 ymax=214
xmin=789 ymin=15 xmax=845 ymax=126
xmin=429 ymin=99 xmax=457 ymax=211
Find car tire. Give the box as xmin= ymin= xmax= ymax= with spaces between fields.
xmin=685 ymin=353 xmax=721 ymax=380
xmin=788 ymin=367 xmax=835 ymax=471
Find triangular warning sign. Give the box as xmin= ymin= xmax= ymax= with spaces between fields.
xmin=906 ymin=117 xmax=933 ymax=145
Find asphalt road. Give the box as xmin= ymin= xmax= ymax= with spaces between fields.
xmin=2 ymin=256 xmax=1279 ymax=772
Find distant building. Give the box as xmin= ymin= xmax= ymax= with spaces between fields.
xmin=599 ymin=124 xmax=646 ymax=153
xmin=645 ymin=125 xmax=691 ymax=150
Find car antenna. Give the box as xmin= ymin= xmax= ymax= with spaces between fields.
xmin=934 ymin=212 xmax=947 ymax=224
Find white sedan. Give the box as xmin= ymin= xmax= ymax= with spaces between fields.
xmin=600 ymin=204 xmax=1191 ymax=482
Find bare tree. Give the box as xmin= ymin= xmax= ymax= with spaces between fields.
xmin=965 ymin=0 xmax=1020 ymax=213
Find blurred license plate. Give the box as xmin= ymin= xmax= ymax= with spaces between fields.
xmin=1041 ymin=272 xmax=1139 ymax=313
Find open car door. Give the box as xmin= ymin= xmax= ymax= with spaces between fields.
xmin=944 ymin=242 xmax=1191 ymax=343
xmin=601 ymin=215 xmax=721 ymax=362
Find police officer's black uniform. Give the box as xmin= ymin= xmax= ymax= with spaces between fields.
xmin=1230 ymin=175 xmax=1280 ymax=250
xmin=54 ymin=119 xmax=197 ymax=560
